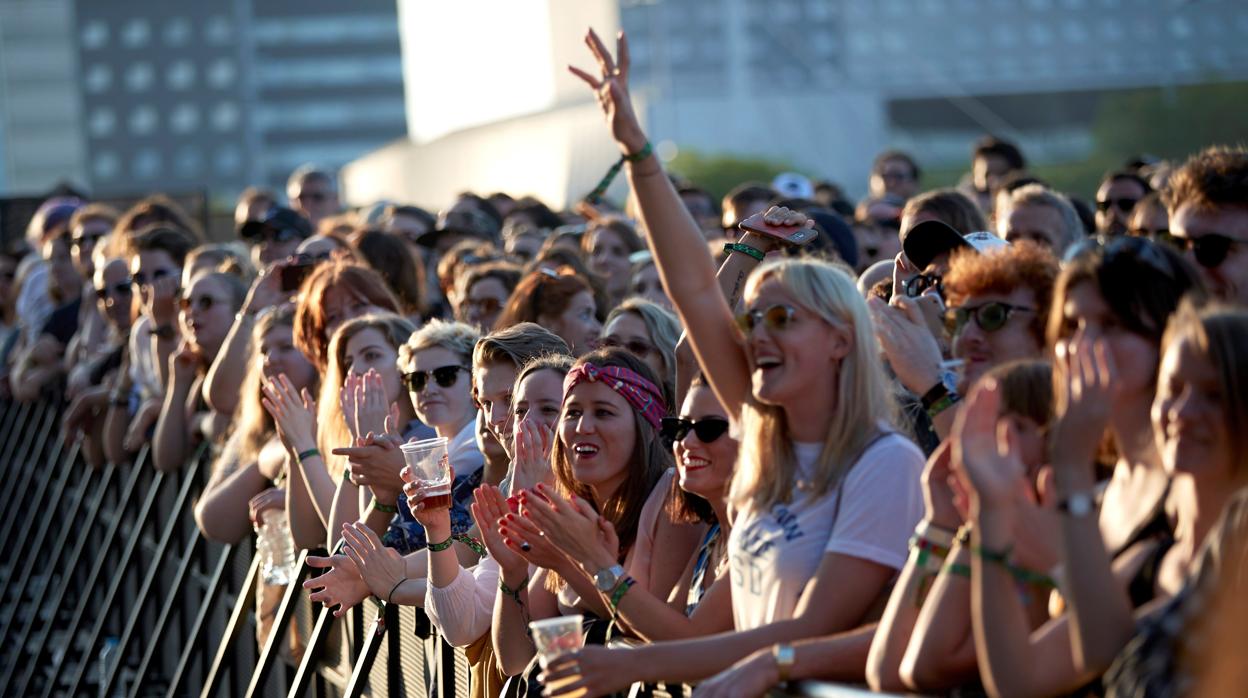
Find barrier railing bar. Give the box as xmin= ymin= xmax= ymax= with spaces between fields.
xmin=0 ymin=400 xmax=31 ymax=469
xmin=52 ymin=466 xmax=169 ymax=696
xmin=0 ymin=459 xmax=117 ymax=696
xmin=165 ymin=541 xmax=238 ymax=698
xmin=0 ymin=433 xmax=77 ymax=640
xmin=285 ymin=597 xmax=342 ymax=697
xmin=342 ymin=601 xmax=394 ymax=698
xmin=126 ymin=529 xmax=206 ymax=697
xmin=199 ymin=552 xmax=260 ymax=698
xmin=100 ymin=453 xmax=204 ymax=696
xmin=244 ymin=547 xmax=324 ymax=698
xmin=45 ymin=455 xmax=150 ymax=694
xmin=0 ymin=401 xmax=55 ymax=541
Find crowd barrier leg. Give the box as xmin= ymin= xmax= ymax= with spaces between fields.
xmin=0 ymin=459 xmax=114 ymax=695
xmin=0 ymin=432 xmax=77 ymax=640
xmin=98 ymin=454 xmax=204 ymax=696
xmin=126 ymin=529 xmax=207 ymax=697
xmin=244 ymin=547 xmax=325 ymax=698
xmin=285 ymin=593 xmax=344 ymax=697
xmin=0 ymin=400 xmax=31 ymax=473
xmin=200 ymin=553 xmax=261 ymax=698
xmin=343 ymin=601 xmax=395 ymax=698
xmin=0 ymin=401 xmax=56 ymax=541
xmin=166 ymin=541 xmax=240 ymax=697
xmin=43 ymin=458 xmax=167 ymax=696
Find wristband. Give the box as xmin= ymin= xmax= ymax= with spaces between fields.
xmin=973 ymin=543 xmax=1013 ymax=567
xmin=925 ymin=391 xmax=961 ymax=420
xmin=427 ymin=534 xmax=455 ymax=552
xmin=454 ymin=534 xmax=487 ymax=558
xmin=608 ymin=576 xmax=636 ymax=614
xmin=623 ymin=141 xmax=653 ymax=163
xmin=373 ymin=500 xmax=399 ymax=515
xmin=914 ymin=520 xmax=957 ymax=549
xmin=944 ymin=561 xmax=971 ymax=578
xmin=500 ymin=575 xmax=529 ymax=604
xmin=723 ymin=242 xmax=766 ymax=263
xmin=296 ymin=448 xmax=320 ymax=464
xmin=386 ymin=577 xmax=405 ymax=604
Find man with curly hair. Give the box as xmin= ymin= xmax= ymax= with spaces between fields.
xmin=1165 ymin=146 xmax=1248 ymax=305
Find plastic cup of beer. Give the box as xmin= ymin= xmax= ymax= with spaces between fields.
xmin=530 ymin=614 xmax=585 ymax=695
xmin=400 ymin=436 xmax=451 ymax=509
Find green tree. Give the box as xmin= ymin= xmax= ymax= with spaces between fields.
xmin=666 ymin=149 xmax=797 ymax=201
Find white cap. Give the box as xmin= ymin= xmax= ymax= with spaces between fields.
xmin=772 ymin=172 xmax=814 ymax=200
xmin=963 ymin=231 xmax=1010 ymax=253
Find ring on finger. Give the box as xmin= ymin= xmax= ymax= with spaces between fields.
xmin=520 ymin=542 xmax=532 ymax=552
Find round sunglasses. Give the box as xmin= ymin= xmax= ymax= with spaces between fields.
xmin=660 ymin=417 xmax=730 ymax=448
xmin=948 ymin=302 xmax=1034 ymax=334
xmin=735 ymin=304 xmax=796 ymax=334
xmin=402 ymin=365 xmax=468 ymax=393
xmin=1172 ymin=233 xmax=1243 ymax=269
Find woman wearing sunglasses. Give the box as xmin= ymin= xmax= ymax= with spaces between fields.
xmin=152 ymin=270 xmax=246 ymax=472
xmin=546 ymin=29 xmax=925 ymax=696
xmin=597 ymin=298 xmax=680 ymax=411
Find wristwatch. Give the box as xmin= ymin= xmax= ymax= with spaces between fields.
xmin=772 ymin=643 xmax=795 ymax=683
xmin=920 ymin=369 xmax=959 ymax=410
xmin=594 ymin=564 xmax=627 ymax=592
xmin=1058 ymin=491 xmax=1095 ymax=518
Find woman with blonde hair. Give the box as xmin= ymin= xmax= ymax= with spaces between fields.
xmin=540 ymin=30 xmax=925 ymax=695
xmin=597 ymin=297 xmax=680 ymax=410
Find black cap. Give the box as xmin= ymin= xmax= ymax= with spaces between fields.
xmin=416 ymin=207 xmax=502 ymax=248
xmin=901 ymin=219 xmax=971 ymax=270
xmin=239 ymin=206 xmax=312 ymax=242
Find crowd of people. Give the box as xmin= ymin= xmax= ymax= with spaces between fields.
xmin=2 ymin=27 xmax=1247 ymax=698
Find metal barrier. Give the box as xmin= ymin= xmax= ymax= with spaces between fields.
xmin=0 ymin=397 xmax=475 ymax=698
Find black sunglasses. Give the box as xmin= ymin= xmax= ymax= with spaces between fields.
xmin=948 ymin=302 xmax=1035 ymax=334
xmin=179 ymin=294 xmax=220 ymax=313
xmin=95 ymin=281 xmax=132 ymax=301
xmin=592 ymin=335 xmax=655 ymax=357
xmin=905 ymin=272 xmax=943 ymax=299
xmin=129 ymin=267 xmax=176 ymax=289
xmin=1096 ymin=197 xmax=1139 ymax=214
xmin=1173 ymin=233 xmax=1243 ymax=269
xmin=402 ymin=365 xmax=468 ymax=393
xmin=735 ymin=304 xmax=796 ymax=334
xmin=660 ymin=417 xmax=730 ymax=448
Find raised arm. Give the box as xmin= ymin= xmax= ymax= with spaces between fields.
xmin=570 ymin=29 xmax=750 ymax=418
xmin=152 ymin=343 xmax=199 ymax=471
xmin=204 ymin=266 xmax=286 ymax=414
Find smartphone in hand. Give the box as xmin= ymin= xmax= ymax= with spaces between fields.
xmin=738 ymin=212 xmax=818 ymax=246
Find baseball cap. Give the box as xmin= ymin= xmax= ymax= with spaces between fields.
xmin=239 ymin=206 xmax=312 ymax=242
xmin=902 ymin=219 xmax=1008 ymax=269
xmin=772 ymin=172 xmax=815 ymax=201
xmin=417 ymin=205 xmax=502 ymax=248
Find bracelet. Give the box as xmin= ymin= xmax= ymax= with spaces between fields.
xmin=723 ymin=242 xmax=766 ymax=263
xmin=386 ymin=577 xmax=405 ymax=604
xmin=925 ymin=391 xmax=961 ymax=420
xmin=296 ymin=448 xmax=320 ymax=464
xmin=427 ymin=534 xmax=455 ymax=552
xmin=584 ymin=141 xmax=655 ymax=205
xmin=915 ymin=520 xmax=957 ymax=548
xmin=608 ymin=576 xmax=636 ymax=615
xmin=373 ymin=500 xmax=399 ymax=515
xmin=955 ymin=523 xmax=973 ymax=546
xmin=908 ymin=535 xmax=951 ymax=570
xmin=944 ymin=562 xmax=972 ymax=578
xmin=500 ymin=575 xmax=529 ymax=604
xmin=454 ymin=534 xmax=487 ymax=558
xmin=973 ymin=543 xmax=1013 ymax=567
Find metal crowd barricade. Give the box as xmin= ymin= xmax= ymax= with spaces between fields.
xmin=0 ymin=396 xmax=483 ymax=697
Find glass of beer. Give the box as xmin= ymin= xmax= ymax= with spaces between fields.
xmin=530 ymin=615 xmax=585 ymax=697
xmin=400 ymin=436 xmax=451 ymax=509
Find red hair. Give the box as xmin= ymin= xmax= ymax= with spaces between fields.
xmin=293 ymin=261 xmax=400 ymax=370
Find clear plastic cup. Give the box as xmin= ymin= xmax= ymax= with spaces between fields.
xmin=528 ymin=614 xmax=584 ymax=670
xmin=400 ymin=436 xmax=451 ymax=508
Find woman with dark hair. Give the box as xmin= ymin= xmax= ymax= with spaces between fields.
xmin=292 ymin=261 xmax=401 ymax=371
xmin=496 ymin=267 xmax=602 ymax=356
xmin=456 ymin=261 xmax=522 ymax=331
xmin=350 ymin=227 xmax=426 ymax=319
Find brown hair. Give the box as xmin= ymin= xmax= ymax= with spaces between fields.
xmin=580 ymin=217 xmax=644 ymax=258
xmin=473 ymin=322 xmax=570 ymax=371
xmin=293 ymin=261 xmax=400 ymax=371
xmin=495 ymin=267 xmax=594 ymax=331
xmin=351 ymin=227 xmax=425 ymax=316
xmin=984 ymin=359 xmax=1054 ymax=429
xmin=129 ymin=225 xmax=198 ymax=267
xmin=902 ymin=188 xmax=988 ymax=235
xmin=458 ymin=261 xmax=522 ymax=307
xmin=230 ymin=305 xmax=302 ymax=464
xmin=436 ymin=239 xmax=499 ymax=298
xmin=944 ymin=241 xmax=1060 ymax=345
xmin=668 ymin=374 xmax=721 ymax=525
xmin=1162 ymin=146 xmax=1248 ymax=216
xmin=69 ymin=203 xmax=120 ymax=234
xmin=546 ymin=347 xmax=669 ymax=592
xmin=115 ymin=194 xmax=204 ymax=241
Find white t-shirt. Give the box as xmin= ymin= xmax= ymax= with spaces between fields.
xmin=128 ymin=316 xmax=163 ymax=401
xmin=728 ymin=431 xmax=924 ymax=630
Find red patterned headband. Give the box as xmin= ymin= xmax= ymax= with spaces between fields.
xmin=562 ymin=363 xmax=666 ymax=431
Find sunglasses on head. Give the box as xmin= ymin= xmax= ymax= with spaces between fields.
xmin=905 ymin=272 xmax=943 ymax=299
xmin=592 ymin=335 xmax=655 ymax=357
xmin=948 ymin=301 xmax=1034 ymax=334
xmin=660 ymin=417 xmax=730 ymax=448
xmin=129 ymin=267 xmax=175 ymax=289
xmin=1172 ymin=233 xmax=1243 ymax=269
xmin=1096 ymin=197 xmax=1139 ymax=214
xmin=402 ymin=365 xmax=468 ymax=393
xmin=735 ymin=304 xmax=796 ymax=334
xmin=179 ymin=294 xmax=221 ymax=313
xmin=96 ymin=281 xmax=132 ymax=301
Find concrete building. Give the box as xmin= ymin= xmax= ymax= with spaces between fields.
xmin=344 ymin=0 xmax=1248 ymax=209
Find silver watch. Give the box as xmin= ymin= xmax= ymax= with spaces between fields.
xmin=1059 ymin=491 xmax=1095 ymax=518
xmin=594 ymin=564 xmax=627 ymax=592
